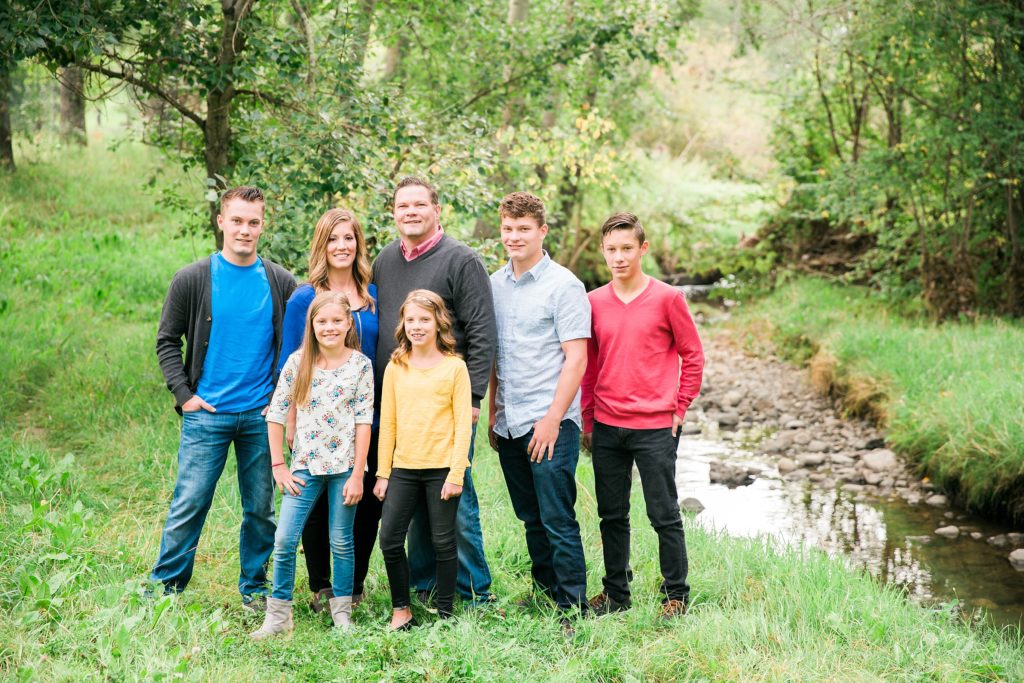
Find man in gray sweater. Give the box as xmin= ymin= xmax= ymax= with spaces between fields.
xmin=372 ymin=176 xmax=498 ymax=606
xmin=152 ymin=186 xmax=296 ymax=612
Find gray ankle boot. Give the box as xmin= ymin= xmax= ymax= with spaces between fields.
xmin=249 ymin=597 xmax=294 ymax=640
xmin=328 ymin=595 xmax=353 ymax=630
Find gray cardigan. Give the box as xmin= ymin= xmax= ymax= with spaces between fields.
xmin=156 ymin=255 xmax=297 ymax=411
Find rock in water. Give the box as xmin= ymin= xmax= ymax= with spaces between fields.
xmin=777 ymin=457 xmax=797 ymax=474
xmin=708 ymin=460 xmax=754 ymax=488
xmin=680 ymin=497 xmax=705 ymax=514
xmin=935 ymin=526 xmax=960 ymax=539
xmin=796 ymin=453 xmax=826 ymax=468
xmin=862 ymin=449 xmax=898 ymax=472
xmin=925 ymin=494 xmax=948 ymax=507
xmin=1009 ymin=549 xmax=1024 ymax=571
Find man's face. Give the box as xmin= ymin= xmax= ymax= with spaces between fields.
xmin=601 ymin=229 xmax=648 ymax=281
xmin=393 ymin=185 xmax=440 ymax=245
xmin=217 ymin=198 xmax=264 ymax=265
xmin=500 ymin=214 xmax=547 ymax=268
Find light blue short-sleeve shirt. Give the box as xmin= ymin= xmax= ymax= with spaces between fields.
xmin=491 ymin=253 xmax=591 ymax=438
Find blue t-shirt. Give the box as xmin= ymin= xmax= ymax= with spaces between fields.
xmin=195 ymin=253 xmax=275 ymax=412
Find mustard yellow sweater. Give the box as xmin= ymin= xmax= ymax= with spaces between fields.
xmin=377 ymin=355 xmax=472 ymax=486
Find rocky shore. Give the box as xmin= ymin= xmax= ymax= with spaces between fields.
xmin=684 ymin=331 xmax=1024 ymax=570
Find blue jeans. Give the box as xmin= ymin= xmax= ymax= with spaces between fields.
xmin=408 ymin=423 xmax=493 ymax=601
xmin=271 ymin=469 xmax=357 ymax=601
xmin=150 ymin=408 xmax=276 ymax=596
xmin=496 ymin=420 xmax=588 ymax=610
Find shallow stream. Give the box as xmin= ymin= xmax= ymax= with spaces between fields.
xmin=676 ymin=436 xmax=1024 ymax=629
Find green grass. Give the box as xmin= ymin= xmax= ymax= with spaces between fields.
xmin=2 ymin=146 xmax=1023 ymax=681
xmin=730 ymin=276 xmax=1024 ymax=520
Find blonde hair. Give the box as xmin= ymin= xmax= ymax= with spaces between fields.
xmin=390 ymin=289 xmax=459 ymax=367
xmin=307 ymin=208 xmax=375 ymax=313
xmin=292 ymin=292 xmax=360 ymax=408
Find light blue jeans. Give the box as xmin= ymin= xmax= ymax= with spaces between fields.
xmin=150 ymin=408 xmax=275 ymax=596
xmin=271 ymin=468 xmax=357 ymax=601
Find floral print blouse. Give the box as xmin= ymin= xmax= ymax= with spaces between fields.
xmin=266 ymin=350 xmax=374 ymax=475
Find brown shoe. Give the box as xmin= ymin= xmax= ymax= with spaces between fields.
xmin=310 ymin=587 xmax=334 ymax=614
xmin=352 ymin=592 xmax=364 ymax=608
xmin=589 ymin=591 xmax=631 ymax=615
xmin=659 ymin=599 xmax=688 ymax=620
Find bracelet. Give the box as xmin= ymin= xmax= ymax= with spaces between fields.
xmin=272 ymin=463 xmax=287 ymax=469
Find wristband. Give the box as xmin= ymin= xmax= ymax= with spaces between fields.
xmin=272 ymin=462 xmax=287 ymax=469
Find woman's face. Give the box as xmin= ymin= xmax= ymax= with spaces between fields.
xmin=326 ymin=221 xmax=359 ymax=273
xmin=403 ymin=303 xmax=438 ymax=349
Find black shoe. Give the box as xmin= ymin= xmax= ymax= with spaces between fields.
xmin=588 ymin=591 xmax=631 ymax=615
xmin=390 ymin=616 xmax=418 ymax=632
xmin=415 ymin=589 xmax=438 ymax=614
xmin=241 ymin=594 xmax=267 ymax=615
xmin=310 ymin=587 xmax=334 ymax=614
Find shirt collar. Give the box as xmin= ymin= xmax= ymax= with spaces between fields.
xmin=400 ymin=225 xmax=445 ymax=261
xmin=502 ymin=251 xmax=552 ymax=283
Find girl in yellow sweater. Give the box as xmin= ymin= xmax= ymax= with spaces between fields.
xmin=374 ymin=289 xmax=472 ymax=630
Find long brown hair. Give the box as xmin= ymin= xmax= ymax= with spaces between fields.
xmin=292 ymin=292 xmax=359 ymax=408
xmin=390 ymin=289 xmax=459 ymax=367
xmin=307 ymin=208 xmax=374 ymax=313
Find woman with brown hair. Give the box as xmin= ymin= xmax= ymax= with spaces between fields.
xmin=278 ymin=208 xmax=380 ymax=613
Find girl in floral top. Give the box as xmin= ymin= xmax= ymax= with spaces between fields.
xmin=251 ymin=292 xmax=373 ymax=640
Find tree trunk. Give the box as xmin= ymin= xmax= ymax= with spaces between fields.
xmin=205 ymin=0 xmax=254 ymax=249
xmin=383 ymin=38 xmax=403 ymax=81
xmin=0 ymin=63 xmax=14 ymax=171
xmin=59 ymin=65 xmax=87 ymax=146
xmin=351 ymin=0 xmax=377 ymax=71
xmin=475 ymin=0 xmax=530 ymax=239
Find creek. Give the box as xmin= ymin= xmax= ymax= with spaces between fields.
xmin=675 ymin=435 xmax=1024 ymax=629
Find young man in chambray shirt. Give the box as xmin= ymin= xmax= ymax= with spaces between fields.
xmin=487 ymin=192 xmax=591 ymax=622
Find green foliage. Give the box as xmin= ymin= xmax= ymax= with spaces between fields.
xmin=732 ymin=276 xmax=1024 ymax=521
xmin=767 ymin=0 xmax=1024 ymax=319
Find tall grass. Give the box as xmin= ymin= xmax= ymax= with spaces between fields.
xmin=731 ymin=277 xmax=1024 ymax=519
xmin=1 ymin=147 xmax=1022 ymax=680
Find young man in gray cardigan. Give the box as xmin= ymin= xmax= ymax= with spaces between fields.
xmin=372 ymin=176 xmax=498 ymax=607
xmin=151 ymin=186 xmax=296 ymax=612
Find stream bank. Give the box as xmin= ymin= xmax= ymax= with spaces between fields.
xmin=677 ymin=330 xmax=1024 ymax=628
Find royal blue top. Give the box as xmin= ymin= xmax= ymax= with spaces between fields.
xmin=279 ymin=283 xmax=379 ymax=369
xmin=195 ymin=253 xmax=275 ymax=412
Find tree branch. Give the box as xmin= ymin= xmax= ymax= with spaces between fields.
xmin=76 ymin=60 xmax=206 ymax=130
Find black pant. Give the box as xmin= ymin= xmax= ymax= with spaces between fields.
xmin=591 ymin=421 xmax=690 ymax=603
xmin=378 ymin=467 xmax=460 ymax=615
xmin=303 ymin=430 xmax=382 ymax=594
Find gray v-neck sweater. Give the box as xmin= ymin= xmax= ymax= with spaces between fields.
xmin=371 ymin=235 xmax=497 ymax=408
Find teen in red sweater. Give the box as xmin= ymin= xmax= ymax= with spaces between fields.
xmin=581 ymin=212 xmax=704 ymax=619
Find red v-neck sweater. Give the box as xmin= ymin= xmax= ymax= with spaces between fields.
xmin=581 ymin=277 xmax=704 ymax=432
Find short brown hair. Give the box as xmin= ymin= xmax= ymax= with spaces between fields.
xmin=601 ymin=212 xmax=646 ymax=244
xmin=220 ymin=186 xmax=265 ymax=211
xmin=500 ymin=192 xmax=545 ymax=226
xmin=393 ymin=176 xmax=438 ymax=206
